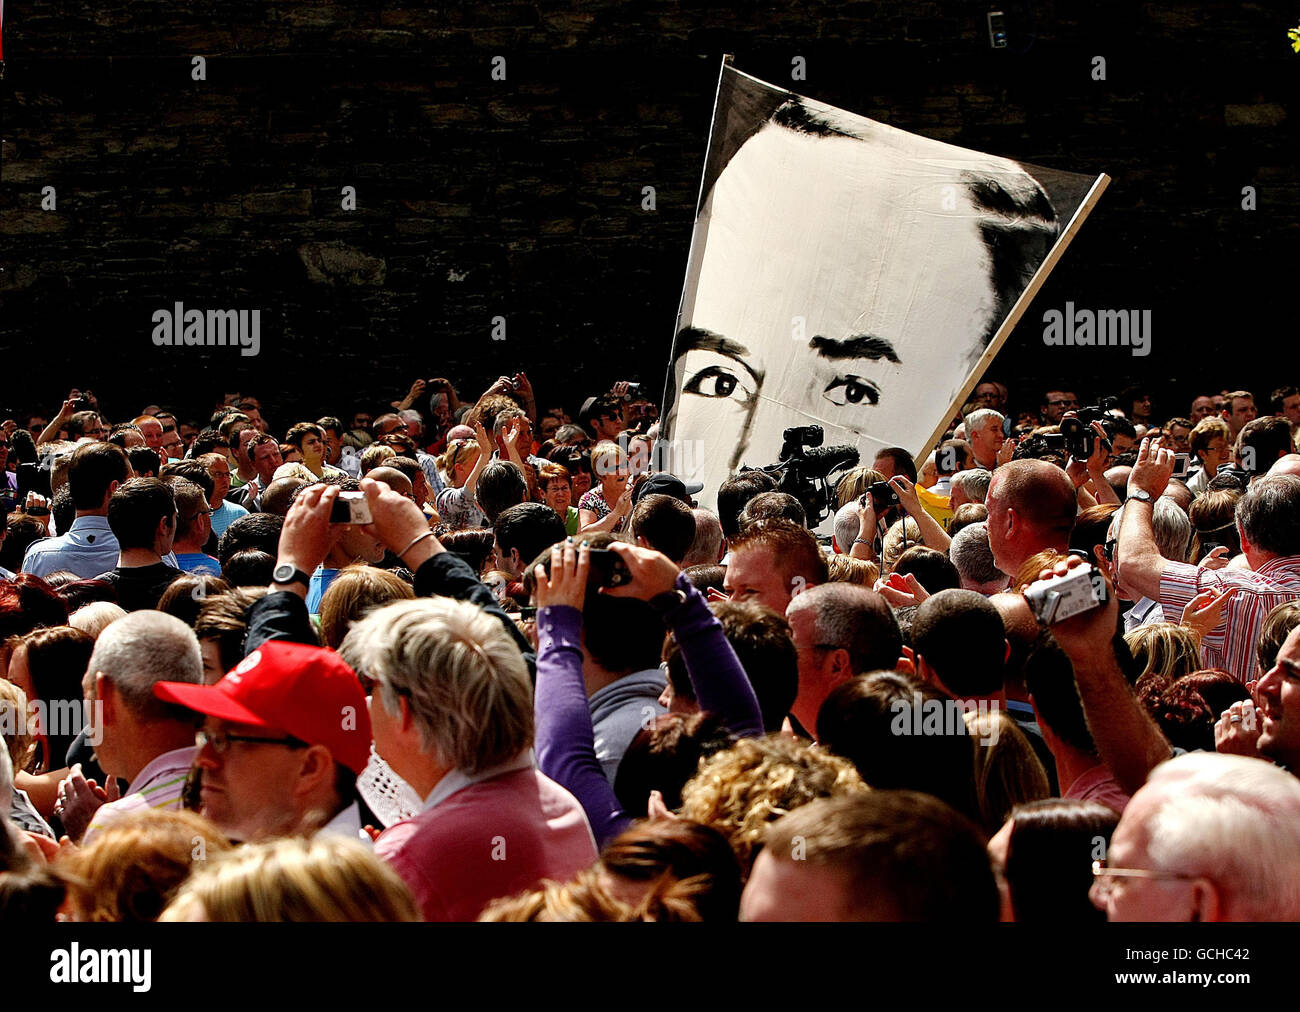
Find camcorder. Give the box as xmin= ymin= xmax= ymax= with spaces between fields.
xmin=1024 ymin=563 xmax=1109 ymax=625
xmin=1060 ymin=406 xmax=1115 ymax=460
xmin=741 ymin=425 xmax=860 ymax=528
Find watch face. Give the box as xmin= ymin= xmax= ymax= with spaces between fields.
xmin=273 ymin=564 xmax=295 ymax=583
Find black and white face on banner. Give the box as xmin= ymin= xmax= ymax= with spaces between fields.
xmin=662 ymin=70 xmax=1100 ymax=515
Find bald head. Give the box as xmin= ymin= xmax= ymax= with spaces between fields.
xmin=1268 ymin=454 xmax=1300 ymax=481
xmin=367 ymin=466 xmax=413 ymax=498
xmin=985 ymin=460 xmax=1076 ymax=578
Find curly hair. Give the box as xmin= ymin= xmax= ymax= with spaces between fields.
xmin=678 ymin=734 xmax=867 ymax=877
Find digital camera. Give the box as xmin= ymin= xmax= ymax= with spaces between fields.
xmin=1024 ymin=564 xmax=1108 ymax=624
xmin=329 ymin=491 xmax=373 ymax=525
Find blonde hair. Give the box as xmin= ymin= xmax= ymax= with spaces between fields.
xmin=317 ymin=565 xmax=415 ymax=650
xmin=880 ymin=517 xmax=923 ymax=576
xmin=835 ymin=467 xmax=887 ymax=508
xmin=964 ymin=709 xmax=1050 ymax=835
xmin=827 ymin=554 xmax=879 ymax=586
xmin=1125 ymin=622 xmax=1202 ymax=679
xmin=160 ymin=835 xmax=421 ymax=922
xmin=359 ymin=444 xmax=397 ymax=473
xmin=0 ymin=678 xmax=35 ymax=773
xmin=589 ymin=440 xmax=628 ymax=479
xmin=679 ymin=734 xmax=867 ymax=876
xmin=58 ymin=809 xmax=232 ymax=922
xmin=437 ymin=438 xmax=481 ymax=483
xmin=69 ymin=601 xmax=129 ymax=640
xmin=339 ymin=597 xmax=533 ymax=775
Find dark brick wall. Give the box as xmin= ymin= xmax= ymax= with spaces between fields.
xmin=1 ymin=1 xmax=1295 ymax=429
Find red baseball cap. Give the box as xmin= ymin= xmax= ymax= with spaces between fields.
xmin=154 ymin=640 xmax=372 ymax=775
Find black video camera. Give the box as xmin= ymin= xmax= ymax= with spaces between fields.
xmin=741 ymin=425 xmax=859 ymax=529
xmin=1060 ymin=406 xmax=1115 ymax=461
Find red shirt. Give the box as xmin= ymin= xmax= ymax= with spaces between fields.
xmin=375 ymin=761 xmax=597 ymax=921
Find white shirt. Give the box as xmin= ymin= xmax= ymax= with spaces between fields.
xmin=319 ymin=801 xmax=374 ymax=849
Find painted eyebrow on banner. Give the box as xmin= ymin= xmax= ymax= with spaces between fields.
xmin=675 ymin=327 xmax=766 ymax=385
xmin=809 ymin=334 xmax=902 ymax=362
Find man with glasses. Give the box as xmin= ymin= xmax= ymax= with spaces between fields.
xmin=1092 ymin=752 xmax=1300 ymax=921
xmin=1040 ymin=390 xmax=1080 ymax=425
xmin=168 ymin=479 xmax=220 ymax=576
xmin=158 ymin=426 xmax=184 ymax=461
xmin=154 ymin=639 xmax=374 ymax=845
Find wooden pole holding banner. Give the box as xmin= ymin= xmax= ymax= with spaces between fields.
xmin=659 ymin=53 xmax=734 ymax=429
xmin=914 ymin=172 xmax=1112 ymax=465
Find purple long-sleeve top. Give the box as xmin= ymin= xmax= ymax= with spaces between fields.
xmin=535 ymin=572 xmax=764 ymax=850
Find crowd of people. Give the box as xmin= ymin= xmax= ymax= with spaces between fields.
xmin=1 ymin=373 xmax=1299 ymax=922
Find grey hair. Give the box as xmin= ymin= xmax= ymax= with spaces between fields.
xmin=951 ymin=469 xmax=992 ymax=505
xmin=69 ymin=601 xmax=129 ymax=640
xmin=1140 ymin=752 xmax=1300 ymax=920
xmin=833 ymin=501 xmax=862 ymax=556
xmin=86 ymin=610 xmax=203 ymax=717
xmin=1110 ymin=500 xmax=1192 ymax=563
xmin=492 ymin=407 xmax=528 ymax=439
xmin=339 ymin=598 xmax=532 ymax=775
xmin=1236 ymin=475 xmax=1300 ymax=558
xmin=949 ymin=522 xmax=1004 ymax=588
xmin=1152 ymin=498 xmax=1192 ymax=563
xmin=681 ymin=507 xmax=725 ymax=568
xmin=964 ymin=409 xmax=1004 ymax=435
xmin=785 ymin=582 xmax=902 ymax=674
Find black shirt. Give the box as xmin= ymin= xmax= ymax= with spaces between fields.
xmin=96 ymin=562 xmax=184 ymax=612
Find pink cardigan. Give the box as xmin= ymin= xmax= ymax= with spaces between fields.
xmin=375 ymin=765 xmax=598 ymax=921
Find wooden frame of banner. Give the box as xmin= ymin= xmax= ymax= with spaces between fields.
xmin=915 ymin=171 xmax=1111 ymax=465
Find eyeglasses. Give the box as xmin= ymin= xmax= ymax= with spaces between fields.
xmin=1047 ymin=399 xmax=1080 ymax=408
xmin=196 ymin=729 xmax=306 ymax=754
xmin=1090 ymin=860 xmax=1201 ymax=900
xmin=181 ymin=508 xmax=217 ymax=522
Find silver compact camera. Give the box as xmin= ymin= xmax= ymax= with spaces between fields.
xmin=1024 ymin=564 xmax=1108 ymax=624
xmin=329 ymin=490 xmax=373 ymax=525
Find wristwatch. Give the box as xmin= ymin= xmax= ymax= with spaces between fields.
xmin=271 ymin=563 xmax=313 ymax=588
xmin=1127 ymin=488 xmax=1153 ymax=503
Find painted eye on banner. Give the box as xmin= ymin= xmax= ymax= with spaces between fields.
xmin=680 ymin=350 xmax=759 ymax=406
xmin=823 ymin=375 xmax=880 ymax=407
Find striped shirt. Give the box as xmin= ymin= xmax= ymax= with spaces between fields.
xmin=80 ymin=745 xmax=198 ymax=845
xmin=1159 ymin=556 xmax=1300 ymax=682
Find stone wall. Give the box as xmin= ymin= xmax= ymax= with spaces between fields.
xmin=1 ymin=1 xmax=1294 ymax=428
